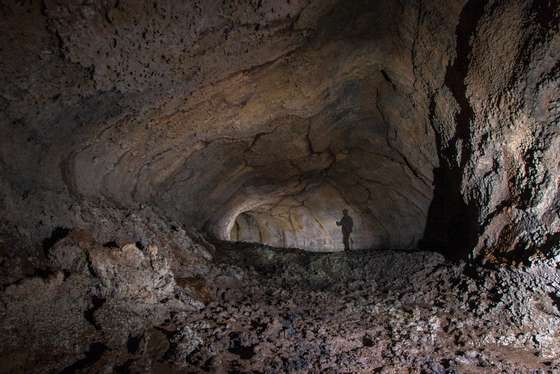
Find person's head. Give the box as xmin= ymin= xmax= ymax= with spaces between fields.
xmin=342 ymin=209 xmax=348 ymax=216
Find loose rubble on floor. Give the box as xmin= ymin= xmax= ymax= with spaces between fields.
xmin=1 ymin=216 xmax=559 ymax=373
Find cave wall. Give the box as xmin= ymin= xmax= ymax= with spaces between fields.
xmin=421 ymin=0 xmax=560 ymax=262
xmin=1 ymin=0 xmax=558 ymax=259
xmin=228 ymin=184 xmax=381 ymax=251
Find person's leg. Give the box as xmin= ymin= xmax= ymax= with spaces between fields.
xmin=343 ymin=233 xmax=349 ymax=251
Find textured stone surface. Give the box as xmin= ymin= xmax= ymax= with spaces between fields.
xmin=0 ymin=0 xmax=559 ymax=371
xmin=1 ymin=0 xmax=440 ymax=252
xmin=0 ymin=223 xmax=204 ymax=373
xmin=2 ymin=230 xmax=559 ymax=372
xmin=1 ymin=0 xmax=558 ymax=257
xmin=420 ymin=0 xmax=560 ymax=261
xmin=184 ymin=242 xmax=560 ymax=372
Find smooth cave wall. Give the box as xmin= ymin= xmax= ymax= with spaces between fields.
xmin=0 ymin=0 xmax=558 ymax=260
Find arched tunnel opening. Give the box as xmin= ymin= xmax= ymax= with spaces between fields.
xmin=153 ymin=68 xmax=437 ymax=253
xmin=1 ymin=0 xmax=560 ymax=371
xmin=200 ymin=72 xmax=437 ymax=252
xmin=213 ymin=113 xmax=434 ymax=252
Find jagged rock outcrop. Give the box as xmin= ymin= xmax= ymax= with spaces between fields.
xmin=419 ymin=0 xmax=560 ymax=261
xmin=0 ymin=224 xmax=206 ymax=373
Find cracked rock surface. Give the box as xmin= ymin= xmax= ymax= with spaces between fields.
xmin=1 ymin=231 xmax=202 ymax=372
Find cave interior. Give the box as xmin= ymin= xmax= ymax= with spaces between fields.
xmin=0 ymin=0 xmax=559 ymax=372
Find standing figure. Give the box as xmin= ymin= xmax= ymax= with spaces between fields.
xmin=336 ymin=209 xmax=354 ymax=251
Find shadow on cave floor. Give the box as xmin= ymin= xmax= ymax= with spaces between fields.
xmin=212 ymin=239 xmax=438 ymax=288
xmin=210 ymin=241 xmax=443 ymax=295
xmin=209 ymin=241 xmax=464 ymax=292
xmin=215 ymin=239 xmax=423 ymax=256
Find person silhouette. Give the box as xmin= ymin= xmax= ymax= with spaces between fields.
xmin=336 ymin=209 xmax=354 ymax=251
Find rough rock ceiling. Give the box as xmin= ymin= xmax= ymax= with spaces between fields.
xmin=1 ymin=0 xmax=441 ymax=251
xmin=1 ymin=0 xmax=559 ymax=260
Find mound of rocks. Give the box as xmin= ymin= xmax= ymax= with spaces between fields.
xmin=1 ymin=231 xmax=559 ymax=372
xmin=0 ymin=228 xmax=205 ymax=373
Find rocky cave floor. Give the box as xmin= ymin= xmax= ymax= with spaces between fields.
xmin=1 ymin=220 xmax=560 ymax=373
xmin=183 ymin=244 xmax=560 ymax=373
